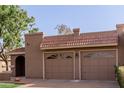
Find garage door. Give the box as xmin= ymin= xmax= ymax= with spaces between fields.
xmin=81 ymin=50 xmax=116 ymax=80
xmin=45 ymin=52 xmax=74 ymax=80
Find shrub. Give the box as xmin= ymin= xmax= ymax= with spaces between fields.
xmin=115 ymin=66 xmax=124 ymax=88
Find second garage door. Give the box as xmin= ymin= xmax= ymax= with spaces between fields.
xmin=45 ymin=52 xmax=74 ymax=80
xmin=81 ymin=50 xmax=116 ymax=80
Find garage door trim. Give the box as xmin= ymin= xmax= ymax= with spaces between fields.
xmin=79 ymin=48 xmax=118 ymax=80
xmin=43 ymin=51 xmax=75 ymax=80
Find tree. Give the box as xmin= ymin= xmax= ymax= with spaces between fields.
xmin=55 ymin=24 xmax=72 ymax=35
xmin=0 ymin=5 xmax=38 ymax=71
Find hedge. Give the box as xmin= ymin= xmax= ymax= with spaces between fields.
xmin=115 ymin=66 xmax=124 ymax=88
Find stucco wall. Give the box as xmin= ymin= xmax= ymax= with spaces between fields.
xmin=0 ymin=72 xmax=11 ymax=81
xmin=116 ymin=24 xmax=124 ymax=66
xmin=25 ymin=32 xmax=43 ymax=78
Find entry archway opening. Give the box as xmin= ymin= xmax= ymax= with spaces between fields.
xmin=15 ymin=56 xmax=25 ymax=77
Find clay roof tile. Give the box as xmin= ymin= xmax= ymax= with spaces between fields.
xmin=40 ymin=30 xmax=118 ymax=49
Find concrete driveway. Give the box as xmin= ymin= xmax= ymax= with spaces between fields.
xmin=17 ymin=79 xmax=119 ymax=88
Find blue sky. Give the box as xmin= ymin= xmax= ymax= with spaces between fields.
xmin=21 ymin=5 xmax=124 ymax=36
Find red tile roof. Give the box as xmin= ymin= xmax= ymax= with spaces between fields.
xmin=9 ymin=47 xmax=25 ymax=55
xmin=40 ymin=30 xmax=118 ymax=49
xmin=10 ymin=47 xmax=25 ymax=52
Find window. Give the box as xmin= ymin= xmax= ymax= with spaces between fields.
xmin=47 ymin=54 xmax=58 ymax=59
xmin=60 ymin=53 xmax=72 ymax=59
xmin=84 ymin=52 xmax=114 ymax=58
xmin=46 ymin=52 xmax=73 ymax=60
xmin=66 ymin=56 xmax=72 ymax=59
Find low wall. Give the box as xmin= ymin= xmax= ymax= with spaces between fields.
xmin=0 ymin=71 xmax=12 ymax=81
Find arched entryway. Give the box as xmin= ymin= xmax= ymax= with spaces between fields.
xmin=15 ymin=56 xmax=25 ymax=77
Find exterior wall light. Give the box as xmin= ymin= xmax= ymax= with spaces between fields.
xmin=75 ymin=53 xmax=79 ymax=57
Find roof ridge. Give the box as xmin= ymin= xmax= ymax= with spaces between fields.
xmin=44 ymin=34 xmax=74 ymax=38
xmin=80 ymin=30 xmax=117 ymax=35
xmin=44 ymin=30 xmax=117 ymax=38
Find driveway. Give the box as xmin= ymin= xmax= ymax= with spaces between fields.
xmin=16 ymin=79 xmax=119 ymax=88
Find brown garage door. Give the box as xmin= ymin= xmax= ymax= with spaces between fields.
xmin=81 ymin=50 xmax=116 ymax=80
xmin=45 ymin=52 xmax=74 ymax=80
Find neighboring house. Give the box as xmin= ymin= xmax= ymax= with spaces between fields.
xmin=9 ymin=24 xmax=124 ymax=80
xmin=0 ymin=58 xmax=11 ymax=72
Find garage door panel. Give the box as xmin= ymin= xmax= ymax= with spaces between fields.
xmin=82 ymin=72 xmax=99 ymax=80
xmin=81 ymin=50 xmax=116 ymax=80
xmin=45 ymin=52 xmax=74 ymax=80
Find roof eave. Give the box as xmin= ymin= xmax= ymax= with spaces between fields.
xmin=9 ymin=52 xmax=25 ymax=55
xmin=40 ymin=43 xmax=118 ymax=50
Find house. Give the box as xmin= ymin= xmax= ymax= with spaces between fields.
xmin=0 ymin=58 xmax=11 ymax=72
xmin=9 ymin=24 xmax=124 ymax=80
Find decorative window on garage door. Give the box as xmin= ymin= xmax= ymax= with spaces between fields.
xmin=46 ymin=53 xmax=58 ymax=59
xmin=83 ymin=52 xmax=114 ymax=58
xmin=59 ymin=53 xmax=73 ymax=59
xmin=45 ymin=52 xmax=73 ymax=60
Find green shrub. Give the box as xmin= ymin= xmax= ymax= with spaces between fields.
xmin=115 ymin=66 xmax=124 ymax=88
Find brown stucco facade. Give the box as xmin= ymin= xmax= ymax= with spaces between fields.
xmin=10 ymin=24 xmax=124 ymax=80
